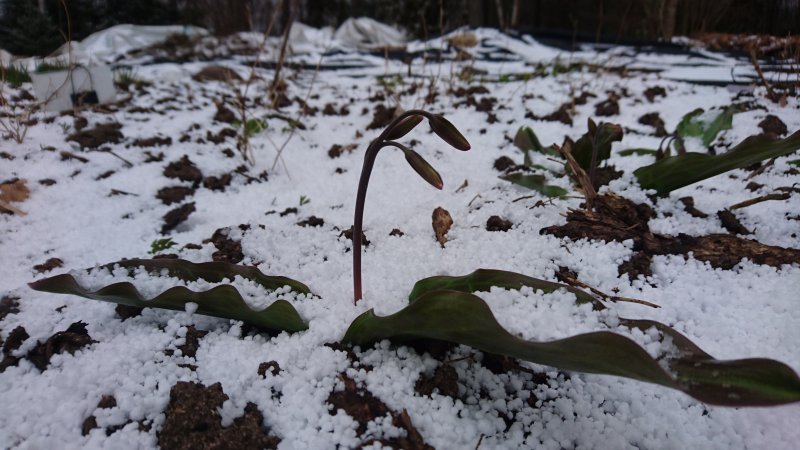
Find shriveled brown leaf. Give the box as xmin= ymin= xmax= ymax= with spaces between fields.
xmin=432 ymin=207 xmax=453 ymax=248
xmin=0 ymin=178 xmax=29 ymax=215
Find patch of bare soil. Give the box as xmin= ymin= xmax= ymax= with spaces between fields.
xmin=162 ymin=202 xmax=196 ymax=234
xmin=67 ymin=123 xmax=123 ymax=149
xmin=415 ymin=364 xmax=459 ymax=399
xmin=209 ymin=227 xmax=244 ymax=263
xmin=541 ymin=194 xmax=800 ymax=275
xmin=26 ymin=321 xmax=95 ymax=371
xmin=367 ymin=104 xmax=398 ymax=130
xmin=327 ymin=374 xmax=433 ymax=449
xmin=158 ymin=381 xmax=279 ymax=450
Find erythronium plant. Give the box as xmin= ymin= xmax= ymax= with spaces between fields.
xmin=28 ymin=111 xmax=800 ymax=407
xmin=352 ymin=109 xmax=470 ymax=303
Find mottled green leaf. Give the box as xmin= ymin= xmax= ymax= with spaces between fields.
xmin=676 ymin=107 xmax=734 ymax=147
xmin=344 ymin=280 xmax=800 ymax=406
xmin=29 ymin=258 xmax=309 ymax=332
xmin=499 ymin=173 xmax=568 ymax=198
xmin=635 ymin=130 xmax=800 ymax=195
xmin=513 ymin=127 xmax=557 ymax=164
xmin=572 ymin=122 xmax=623 ymax=170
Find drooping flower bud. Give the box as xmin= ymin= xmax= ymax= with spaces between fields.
xmin=386 ymin=115 xmax=424 ymax=140
xmin=401 ymin=147 xmax=444 ymax=190
xmin=429 ymin=115 xmax=471 ymax=151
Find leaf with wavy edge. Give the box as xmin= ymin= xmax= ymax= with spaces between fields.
xmin=29 ymin=258 xmax=309 ymax=332
xmin=345 ymin=270 xmax=800 ymax=406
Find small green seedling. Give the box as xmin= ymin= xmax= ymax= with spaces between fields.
xmin=299 ymin=195 xmax=311 ymax=206
xmin=149 ymin=238 xmax=177 ymax=255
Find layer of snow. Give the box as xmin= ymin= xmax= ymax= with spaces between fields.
xmin=1 ymin=25 xmax=799 ymax=449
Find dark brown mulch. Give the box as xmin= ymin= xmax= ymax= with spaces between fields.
xmin=163 ymin=156 xmax=203 ymax=186
xmin=26 ymin=322 xmax=95 ymax=371
xmin=486 ymin=215 xmax=513 ymax=232
xmin=415 ymin=364 xmax=459 ymax=399
xmin=162 ymin=202 xmax=196 ymax=234
xmin=67 ymin=123 xmax=124 ymax=149
xmin=156 ymin=186 xmax=196 ymax=205
xmin=493 ymin=156 xmax=516 ymax=171
xmin=81 ymin=395 xmax=119 ymax=436
xmin=158 ymin=382 xmax=279 ymax=450
xmin=534 ymin=103 xmax=572 ymax=125
xmin=210 ymin=227 xmax=244 ymax=264
xmin=618 ymin=251 xmax=654 ymax=280
xmin=327 ymin=143 xmax=357 ymax=159
xmin=541 ymin=193 xmax=800 ymax=273
xmin=339 ymin=227 xmax=370 ymax=248
xmin=33 ymin=257 xmax=63 ymax=274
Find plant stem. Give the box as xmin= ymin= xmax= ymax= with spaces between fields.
xmin=353 ymin=110 xmax=432 ymax=303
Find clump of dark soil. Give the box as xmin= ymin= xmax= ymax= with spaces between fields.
xmin=297 ymin=216 xmax=324 ymax=227
xmin=678 ymin=196 xmax=708 ymax=218
xmin=644 ymin=86 xmax=667 ymax=102
xmin=415 ymin=364 xmax=459 ymax=399
xmin=158 ymin=381 xmax=279 ymax=450
xmin=541 ymin=193 xmax=800 ymax=272
xmin=33 ymin=257 xmax=63 ymax=273
xmin=594 ymin=97 xmax=619 ymax=116
xmin=81 ymin=395 xmax=118 ymax=436
xmin=758 ymin=115 xmax=787 ymax=136
xmin=0 ymin=325 xmax=29 ymax=372
xmin=339 ymin=227 xmax=370 ymax=247
xmin=486 ymin=215 xmax=513 ymax=232
xmin=176 ymin=325 xmax=208 ymax=358
xmin=328 ymin=374 xmax=433 ymax=449
xmin=162 ymin=202 xmax=196 ymax=234
xmin=164 ymin=156 xmax=203 ymax=186
xmin=493 ymin=156 xmax=516 ymax=171
xmin=717 ymin=209 xmax=752 ymax=235
xmin=132 ymin=136 xmax=172 ymax=147
xmin=618 ymin=252 xmax=653 ymax=280
xmin=0 ymin=296 xmax=20 ymax=321
xmin=115 ymin=304 xmax=144 ymax=321
xmin=192 ymin=65 xmax=243 ymax=82
xmin=638 ymin=112 xmax=668 ymax=136
xmin=27 ymin=321 xmax=95 ymax=371
xmin=203 ymin=173 xmax=232 ymax=191
xmin=258 ymin=361 xmax=281 ymax=377
xmin=213 ymin=103 xmax=236 ymax=123
xmin=157 ymin=186 xmax=196 ymax=205
xmin=209 ymin=227 xmax=244 ymax=263
xmin=67 ymin=123 xmax=124 ymax=149
xmin=327 ymin=143 xmax=357 ymax=159
xmin=591 ymin=166 xmax=623 ymax=190
xmin=206 ymin=128 xmax=237 ymax=144
xmin=367 ymin=104 xmax=397 ymax=130
xmin=532 ymin=103 xmax=572 ymax=125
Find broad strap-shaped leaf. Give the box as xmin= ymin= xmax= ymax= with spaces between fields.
xmin=499 ymin=173 xmax=568 ymax=198
xmin=29 ymin=259 xmax=310 ymax=332
xmin=408 ymin=268 xmax=596 ymax=304
xmin=344 ymin=289 xmax=800 ymax=406
xmin=634 ymin=130 xmax=800 ymax=195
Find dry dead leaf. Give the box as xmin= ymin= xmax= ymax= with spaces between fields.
xmin=0 ymin=178 xmax=29 ymax=216
xmin=432 ymin=206 xmax=453 ymax=248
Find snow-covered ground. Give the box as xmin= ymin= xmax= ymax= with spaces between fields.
xmin=1 ymin=27 xmax=799 ymax=449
